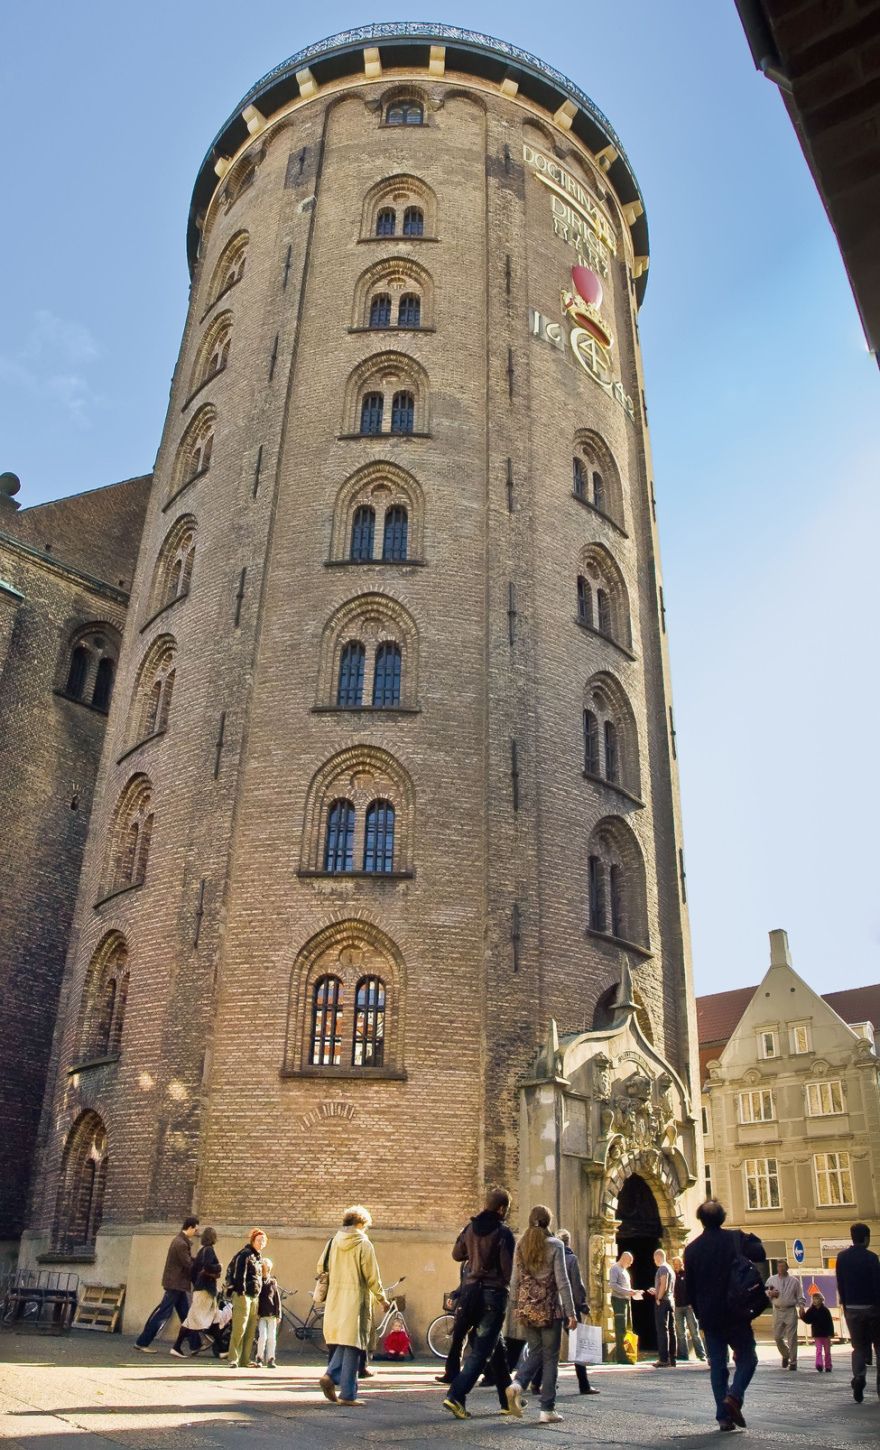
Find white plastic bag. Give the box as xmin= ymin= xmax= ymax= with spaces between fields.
xmin=572 ymin=1321 xmax=602 ymax=1365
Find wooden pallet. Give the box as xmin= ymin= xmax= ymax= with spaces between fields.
xmin=73 ymin=1283 xmax=126 ymax=1333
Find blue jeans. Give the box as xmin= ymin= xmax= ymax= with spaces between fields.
xmin=702 ymin=1323 xmax=758 ymax=1423
xmin=136 ymin=1289 xmax=196 ymax=1348
xmin=327 ymin=1343 xmax=360 ymax=1402
xmin=513 ymin=1321 xmax=563 ymax=1410
xmin=449 ymin=1287 xmax=510 ymax=1406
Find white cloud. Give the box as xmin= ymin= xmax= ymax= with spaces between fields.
xmin=0 ymin=311 xmax=103 ymax=428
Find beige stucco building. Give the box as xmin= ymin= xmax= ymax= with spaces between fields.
xmin=701 ymin=930 xmax=880 ymax=1274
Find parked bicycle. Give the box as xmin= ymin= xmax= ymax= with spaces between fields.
xmin=426 ymin=1288 xmax=459 ymax=1360
xmin=280 ymin=1286 xmax=326 ymax=1354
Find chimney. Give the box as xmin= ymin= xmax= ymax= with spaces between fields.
xmin=769 ymin=929 xmax=791 ymax=968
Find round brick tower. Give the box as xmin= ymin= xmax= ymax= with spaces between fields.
xmin=25 ymin=24 xmax=701 ymax=1335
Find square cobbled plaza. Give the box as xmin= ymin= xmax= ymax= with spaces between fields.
xmin=0 ymin=1340 xmax=876 ymax=1450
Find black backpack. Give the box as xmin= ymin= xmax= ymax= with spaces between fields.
xmin=726 ymin=1233 xmax=769 ymax=1321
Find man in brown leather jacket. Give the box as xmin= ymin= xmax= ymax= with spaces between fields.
xmin=134 ymin=1215 xmax=199 ymax=1351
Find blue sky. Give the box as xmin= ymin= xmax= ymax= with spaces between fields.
xmin=3 ymin=3 xmax=878 ymax=997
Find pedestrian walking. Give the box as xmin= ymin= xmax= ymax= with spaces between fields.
xmin=226 ymin=1229 xmax=266 ymax=1368
xmin=835 ymin=1221 xmax=880 ymax=1403
xmin=766 ymin=1259 xmax=806 ymax=1370
xmin=251 ymin=1257 xmax=282 ymax=1368
xmin=134 ymin=1215 xmax=200 ymax=1352
xmin=171 ymin=1225 xmax=223 ymax=1357
xmin=672 ymin=1254 xmax=706 ymax=1361
xmin=609 ymin=1249 xmax=643 ymax=1363
xmin=440 ymin=1187 xmax=515 ymax=1421
xmin=318 ymin=1205 xmax=389 ymax=1407
xmin=800 ymin=1291 xmax=834 ymax=1373
xmin=647 ymin=1247 xmax=677 ymax=1367
xmin=559 ymin=1229 xmax=600 ymax=1395
xmin=684 ymin=1198 xmax=765 ymax=1432
xmin=506 ymin=1206 xmax=577 ymax=1425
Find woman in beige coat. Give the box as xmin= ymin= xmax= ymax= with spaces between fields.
xmin=318 ymin=1205 xmax=388 ymax=1406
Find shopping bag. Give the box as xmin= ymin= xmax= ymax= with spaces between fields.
xmin=623 ymin=1329 xmax=639 ymax=1364
xmin=573 ymin=1321 xmax=603 ymax=1365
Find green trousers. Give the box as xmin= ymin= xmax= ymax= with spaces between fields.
xmin=228 ymin=1293 xmax=259 ymax=1366
xmin=612 ymin=1297 xmax=632 ymax=1364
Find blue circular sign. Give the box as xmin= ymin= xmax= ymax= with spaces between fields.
xmin=792 ymin=1239 xmax=805 ymax=1263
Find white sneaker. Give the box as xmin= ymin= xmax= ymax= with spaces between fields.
xmin=539 ymin=1410 xmax=563 ymax=1424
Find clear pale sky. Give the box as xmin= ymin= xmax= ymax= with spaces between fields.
xmin=2 ymin=3 xmax=878 ymax=997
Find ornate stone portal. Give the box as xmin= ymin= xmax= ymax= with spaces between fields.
xmin=518 ymin=964 xmax=699 ymax=1345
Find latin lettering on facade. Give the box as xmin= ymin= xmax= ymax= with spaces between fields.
xmin=529 ymin=308 xmax=636 ymax=423
xmin=523 ymin=144 xmax=617 ymax=256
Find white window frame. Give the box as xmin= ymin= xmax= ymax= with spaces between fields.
xmin=744 ymin=1156 xmax=781 ymax=1211
xmin=757 ymin=1028 xmax=778 ymax=1060
xmin=806 ymin=1080 xmax=844 ymax=1117
xmin=813 ymin=1152 xmax=854 ymax=1207
xmin=738 ymin=1088 xmax=775 ymax=1124
xmin=789 ymin=1020 xmax=811 ymax=1055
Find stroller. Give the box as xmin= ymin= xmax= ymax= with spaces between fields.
xmin=209 ymin=1296 xmax=234 ymax=1357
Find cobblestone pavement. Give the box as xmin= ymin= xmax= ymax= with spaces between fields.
xmin=0 ymin=1337 xmax=877 ymax=1449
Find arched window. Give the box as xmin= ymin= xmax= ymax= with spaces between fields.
xmin=207 ymin=231 xmax=248 ymax=305
xmin=386 ymin=100 xmax=424 ymax=126
xmin=337 ymin=641 xmax=365 ymax=707
xmin=372 ymin=642 xmax=402 ymax=707
xmin=92 ymin=656 xmax=115 ymax=712
xmin=352 ymin=976 xmax=386 ymax=1066
xmin=583 ymin=709 xmax=600 ymax=775
xmin=584 ymin=672 xmax=641 ymax=798
xmin=53 ymin=1112 xmax=108 ymax=1253
xmin=172 ymin=407 xmax=215 ymax=498
xmin=109 ymin=776 xmax=154 ymax=893
xmin=403 ymin=206 xmax=424 ymax=237
xmin=190 ymin=314 xmax=232 ymax=396
xmin=577 ymin=575 xmax=591 ymax=625
xmin=130 ymin=636 xmax=177 ymax=744
xmin=369 ymin=293 xmax=392 ymax=328
xmin=66 ymin=645 xmax=89 ymax=700
xmin=593 ymin=471 xmax=606 ymax=513
xmin=360 ymin=392 xmax=384 ymax=435
xmin=573 ymin=457 xmax=587 ymax=500
xmin=376 ymin=207 xmax=396 ymax=237
xmin=391 ymin=390 xmax=414 ymax=434
xmin=350 ymin=505 xmax=376 ymax=561
xmin=604 ymin=720 xmax=619 ymax=783
xmin=382 ymin=505 xmax=408 ymax=561
xmin=397 ymin=293 xmax=421 ymax=327
xmin=310 ymin=976 xmax=342 ymax=1066
xmin=324 ymin=800 xmax=355 ymax=873
xmin=587 ymin=816 xmax=649 ymax=948
xmin=153 ymin=518 xmax=196 ymax=615
xmin=62 ymin=626 xmax=120 ymax=711
xmin=577 ymin=543 xmax=631 ymax=650
xmin=363 ymin=801 xmax=395 ymax=873
xmin=82 ymin=935 xmax=129 ymax=1061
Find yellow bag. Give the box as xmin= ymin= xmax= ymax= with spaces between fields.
xmin=623 ymin=1329 xmax=639 ymax=1364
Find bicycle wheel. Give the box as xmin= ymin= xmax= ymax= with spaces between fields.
xmin=426 ymin=1313 xmax=457 ymax=1360
xmin=304 ymin=1317 xmax=326 ymax=1355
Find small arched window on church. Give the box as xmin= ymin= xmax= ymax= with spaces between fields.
xmin=397 ymin=293 xmax=421 ymax=327
xmin=573 ymin=457 xmax=587 ymax=500
xmin=376 ymin=207 xmax=396 ymax=237
xmin=402 ymin=206 xmax=424 ymax=237
xmin=360 ymin=392 xmax=384 ymax=435
xmin=372 ymin=642 xmax=401 ymax=707
xmin=324 ymin=799 xmax=355 ymax=873
xmin=369 ymin=293 xmax=392 ymax=328
xmin=109 ymin=776 xmax=154 ymax=894
xmin=153 ymin=518 xmax=196 ymax=615
xmin=386 ymin=100 xmax=423 ymax=126
xmin=82 ymin=935 xmax=129 ymax=1061
xmin=309 ymin=975 xmax=343 ymax=1066
xmin=363 ymin=801 xmax=395 ymax=873
xmin=337 ymin=641 xmax=365 ymax=707
xmin=583 ymin=709 xmax=600 ymax=776
xmin=352 ymin=975 xmax=386 ymax=1066
xmin=391 ymin=390 xmax=414 ymax=434
xmin=587 ymin=816 xmax=649 ymax=949
xmin=350 ymin=505 xmax=376 ymax=561
xmin=207 ymin=231 xmax=248 ymax=307
xmin=577 ymin=574 xmax=591 ymax=626
xmin=53 ymin=1112 xmax=108 ymax=1254
xmin=170 ymin=407 xmax=215 ymax=503
xmin=382 ymin=505 xmax=408 ymax=561
xmin=62 ymin=626 xmax=119 ymax=713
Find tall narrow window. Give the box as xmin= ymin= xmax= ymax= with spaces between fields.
xmin=588 ymin=854 xmax=605 ymax=931
xmin=604 ymin=720 xmax=618 ymax=783
xmin=577 ymin=574 xmax=591 ymax=625
xmin=596 ymin=588 xmax=611 ymax=636
xmin=92 ymin=657 xmax=115 ymax=712
xmin=360 ymin=392 xmax=384 ymax=435
xmin=397 ymin=292 xmax=421 ymax=327
xmin=372 ymin=642 xmax=402 ymax=707
xmin=337 ymin=642 xmax=365 ymax=707
xmin=609 ymin=864 xmax=623 ymax=938
xmin=66 ymin=646 xmax=89 ymax=700
xmin=350 ymin=505 xmax=376 ymax=561
xmin=593 ymin=471 xmax=606 ymax=513
xmin=744 ymin=1157 xmax=781 ymax=1210
xmin=583 ymin=709 xmax=600 ymax=775
xmin=376 ymin=207 xmax=396 ymax=237
xmin=352 ymin=976 xmax=386 ymax=1066
xmin=814 ymin=1152 xmax=854 ymax=1206
xmin=402 ymin=206 xmax=424 ymax=237
xmin=54 ymin=1113 xmax=108 ymax=1253
xmin=369 ymin=293 xmax=392 ymax=328
xmin=573 ymin=457 xmax=586 ymax=499
xmin=363 ymin=800 xmax=395 ymax=873
xmin=390 ymin=390 xmax=414 ymax=434
xmin=382 ymin=505 xmax=408 ymax=561
xmin=386 ymin=101 xmax=423 ymax=125
xmin=323 ymin=799 xmax=355 ymax=873
xmin=310 ymin=976 xmax=342 ymax=1065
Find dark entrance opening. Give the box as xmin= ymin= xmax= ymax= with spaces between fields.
xmin=616 ymin=1173 xmax=662 ymax=1353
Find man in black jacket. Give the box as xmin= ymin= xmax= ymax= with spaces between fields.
xmin=226 ymin=1228 xmax=266 ymax=1368
xmin=684 ymin=1199 xmax=764 ymax=1432
xmin=442 ymin=1188 xmax=516 ymax=1420
xmin=559 ymin=1229 xmax=599 ymax=1395
xmin=835 ymin=1222 xmax=880 ymax=1403
xmin=134 ymin=1215 xmax=199 ymax=1351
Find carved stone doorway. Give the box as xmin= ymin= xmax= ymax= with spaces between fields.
xmin=616 ymin=1173 xmax=662 ymax=1351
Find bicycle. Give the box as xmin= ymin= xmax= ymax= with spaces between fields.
xmin=374 ymin=1277 xmax=414 ymax=1360
xmin=280 ymin=1286 xmax=326 ymax=1354
xmin=426 ymin=1289 xmax=459 ymax=1360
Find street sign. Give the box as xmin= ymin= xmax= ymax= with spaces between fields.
xmin=792 ymin=1239 xmax=805 ymax=1263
